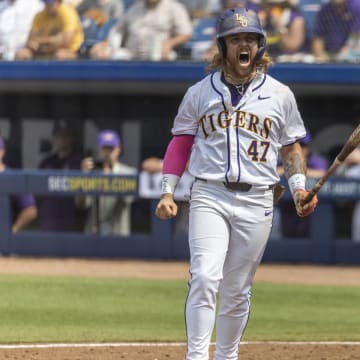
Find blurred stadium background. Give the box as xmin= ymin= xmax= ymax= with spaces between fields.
xmin=0 ymin=0 xmax=359 ymax=264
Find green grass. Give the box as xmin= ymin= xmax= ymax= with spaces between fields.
xmin=0 ymin=275 xmax=187 ymax=343
xmin=245 ymin=283 xmax=360 ymax=341
xmin=0 ymin=275 xmax=359 ymax=343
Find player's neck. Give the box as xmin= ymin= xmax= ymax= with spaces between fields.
xmin=223 ymin=70 xmax=256 ymax=87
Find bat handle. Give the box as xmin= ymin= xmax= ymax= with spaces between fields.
xmin=302 ymin=187 xmax=319 ymax=205
xmin=301 ymin=157 xmax=342 ymax=206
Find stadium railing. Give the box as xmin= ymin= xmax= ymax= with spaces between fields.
xmin=0 ymin=61 xmax=358 ymax=95
xmin=0 ymin=170 xmax=360 ymax=264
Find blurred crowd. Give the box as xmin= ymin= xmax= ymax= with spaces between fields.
xmin=0 ymin=121 xmax=138 ymax=237
xmin=2 ymin=118 xmax=360 ymax=243
xmin=0 ymin=0 xmax=358 ymax=63
xmin=0 ymin=0 xmax=359 ymax=240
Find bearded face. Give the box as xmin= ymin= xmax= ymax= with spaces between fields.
xmin=224 ymin=32 xmax=260 ymax=80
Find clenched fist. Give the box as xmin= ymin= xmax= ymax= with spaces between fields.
xmin=155 ymin=193 xmax=178 ymax=220
xmin=293 ymin=189 xmax=318 ymax=217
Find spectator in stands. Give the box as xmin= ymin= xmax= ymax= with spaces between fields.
xmin=76 ymin=0 xmax=124 ymax=23
xmin=141 ymin=156 xmax=163 ymax=174
xmin=89 ymin=0 xmax=192 ymax=60
xmin=37 ymin=120 xmax=84 ymax=232
xmin=139 ymin=156 xmax=192 ymax=234
xmin=277 ymin=130 xmax=328 ymax=238
xmin=179 ymin=0 xmax=219 ymax=19
xmin=15 ymin=0 xmax=84 ymax=60
xmin=259 ymin=0 xmax=308 ymax=61
xmin=339 ymin=0 xmax=360 ymax=62
xmin=77 ymin=130 xmax=137 ymax=236
xmin=76 ymin=0 xmax=124 ymax=58
xmin=0 ymin=135 xmax=37 ymax=232
xmin=0 ymin=0 xmax=44 ymax=60
xmin=312 ymin=0 xmax=360 ymax=63
xmin=138 ymin=156 xmax=164 ymax=199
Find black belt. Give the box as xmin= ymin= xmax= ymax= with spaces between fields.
xmin=223 ymin=182 xmax=252 ymax=191
xmin=195 ymin=177 xmax=274 ymax=192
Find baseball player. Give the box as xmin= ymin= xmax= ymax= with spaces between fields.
xmin=155 ymin=7 xmax=318 ymax=360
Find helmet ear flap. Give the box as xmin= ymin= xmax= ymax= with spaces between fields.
xmin=256 ymin=35 xmax=266 ymax=60
xmin=217 ymin=37 xmax=226 ymax=58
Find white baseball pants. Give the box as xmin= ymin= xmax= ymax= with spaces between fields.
xmin=185 ymin=180 xmax=274 ymax=360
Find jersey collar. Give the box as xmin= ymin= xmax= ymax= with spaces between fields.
xmin=211 ymin=71 xmax=267 ymax=109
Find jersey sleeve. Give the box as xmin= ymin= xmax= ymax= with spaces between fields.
xmin=171 ymin=84 xmax=200 ymax=136
xmin=14 ymin=194 xmax=36 ymax=210
xmin=279 ymin=88 xmax=306 ymax=145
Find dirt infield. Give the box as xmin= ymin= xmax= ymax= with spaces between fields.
xmin=0 ymin=257 xmax=360 ymax=360
xmin=1 ymin=257 xmax=360 ymax=286
xmin=1 ymin=343 xmax=360 ymax=360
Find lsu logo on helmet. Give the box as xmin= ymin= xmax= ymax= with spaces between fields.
xmin=235 ymin=14 xmax=248 ymax=27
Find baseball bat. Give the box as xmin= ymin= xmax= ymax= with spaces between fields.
xmin=302 ymin=123 xmax=360 ymax=205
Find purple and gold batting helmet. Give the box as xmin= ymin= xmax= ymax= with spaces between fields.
xmin=216 ymin=7 xmax=266 ymax=60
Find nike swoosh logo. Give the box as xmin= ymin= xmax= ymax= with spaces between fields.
xmin=265 ymin=210 xmax=272 ymax=216
xmin=258 ymin=95 xmax=271 ymax=100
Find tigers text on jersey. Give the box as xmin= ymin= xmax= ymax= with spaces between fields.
xmin=171 ymin=71 xmax=306 ymax=186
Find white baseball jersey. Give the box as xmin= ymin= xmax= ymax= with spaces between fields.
xmin=172 ymin=71 xmax=306 ymax=186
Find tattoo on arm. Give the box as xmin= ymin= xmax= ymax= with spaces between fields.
xmin=283 ymin=152 xmax=307 ymax=179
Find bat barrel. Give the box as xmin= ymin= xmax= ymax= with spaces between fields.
xmin=301 ymin=124 xmax=360 ymax=207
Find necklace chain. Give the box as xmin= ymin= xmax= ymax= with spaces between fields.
xmin=224 ymin=72 xmax=255 ymax=96
xmin=234 ymin=84 xmax=245 ymax=96
xmin=224 ymin=71 xmax=255 ymax=85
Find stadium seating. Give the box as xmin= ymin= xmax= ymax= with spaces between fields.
xmin=181 ymin=16 xmax=217 ymax=60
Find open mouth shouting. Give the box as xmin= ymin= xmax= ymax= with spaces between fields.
xmin=224 ymin=32 xmax=259 ymax=78
xmin=239 ymin=51 xmax=250 ymax=66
